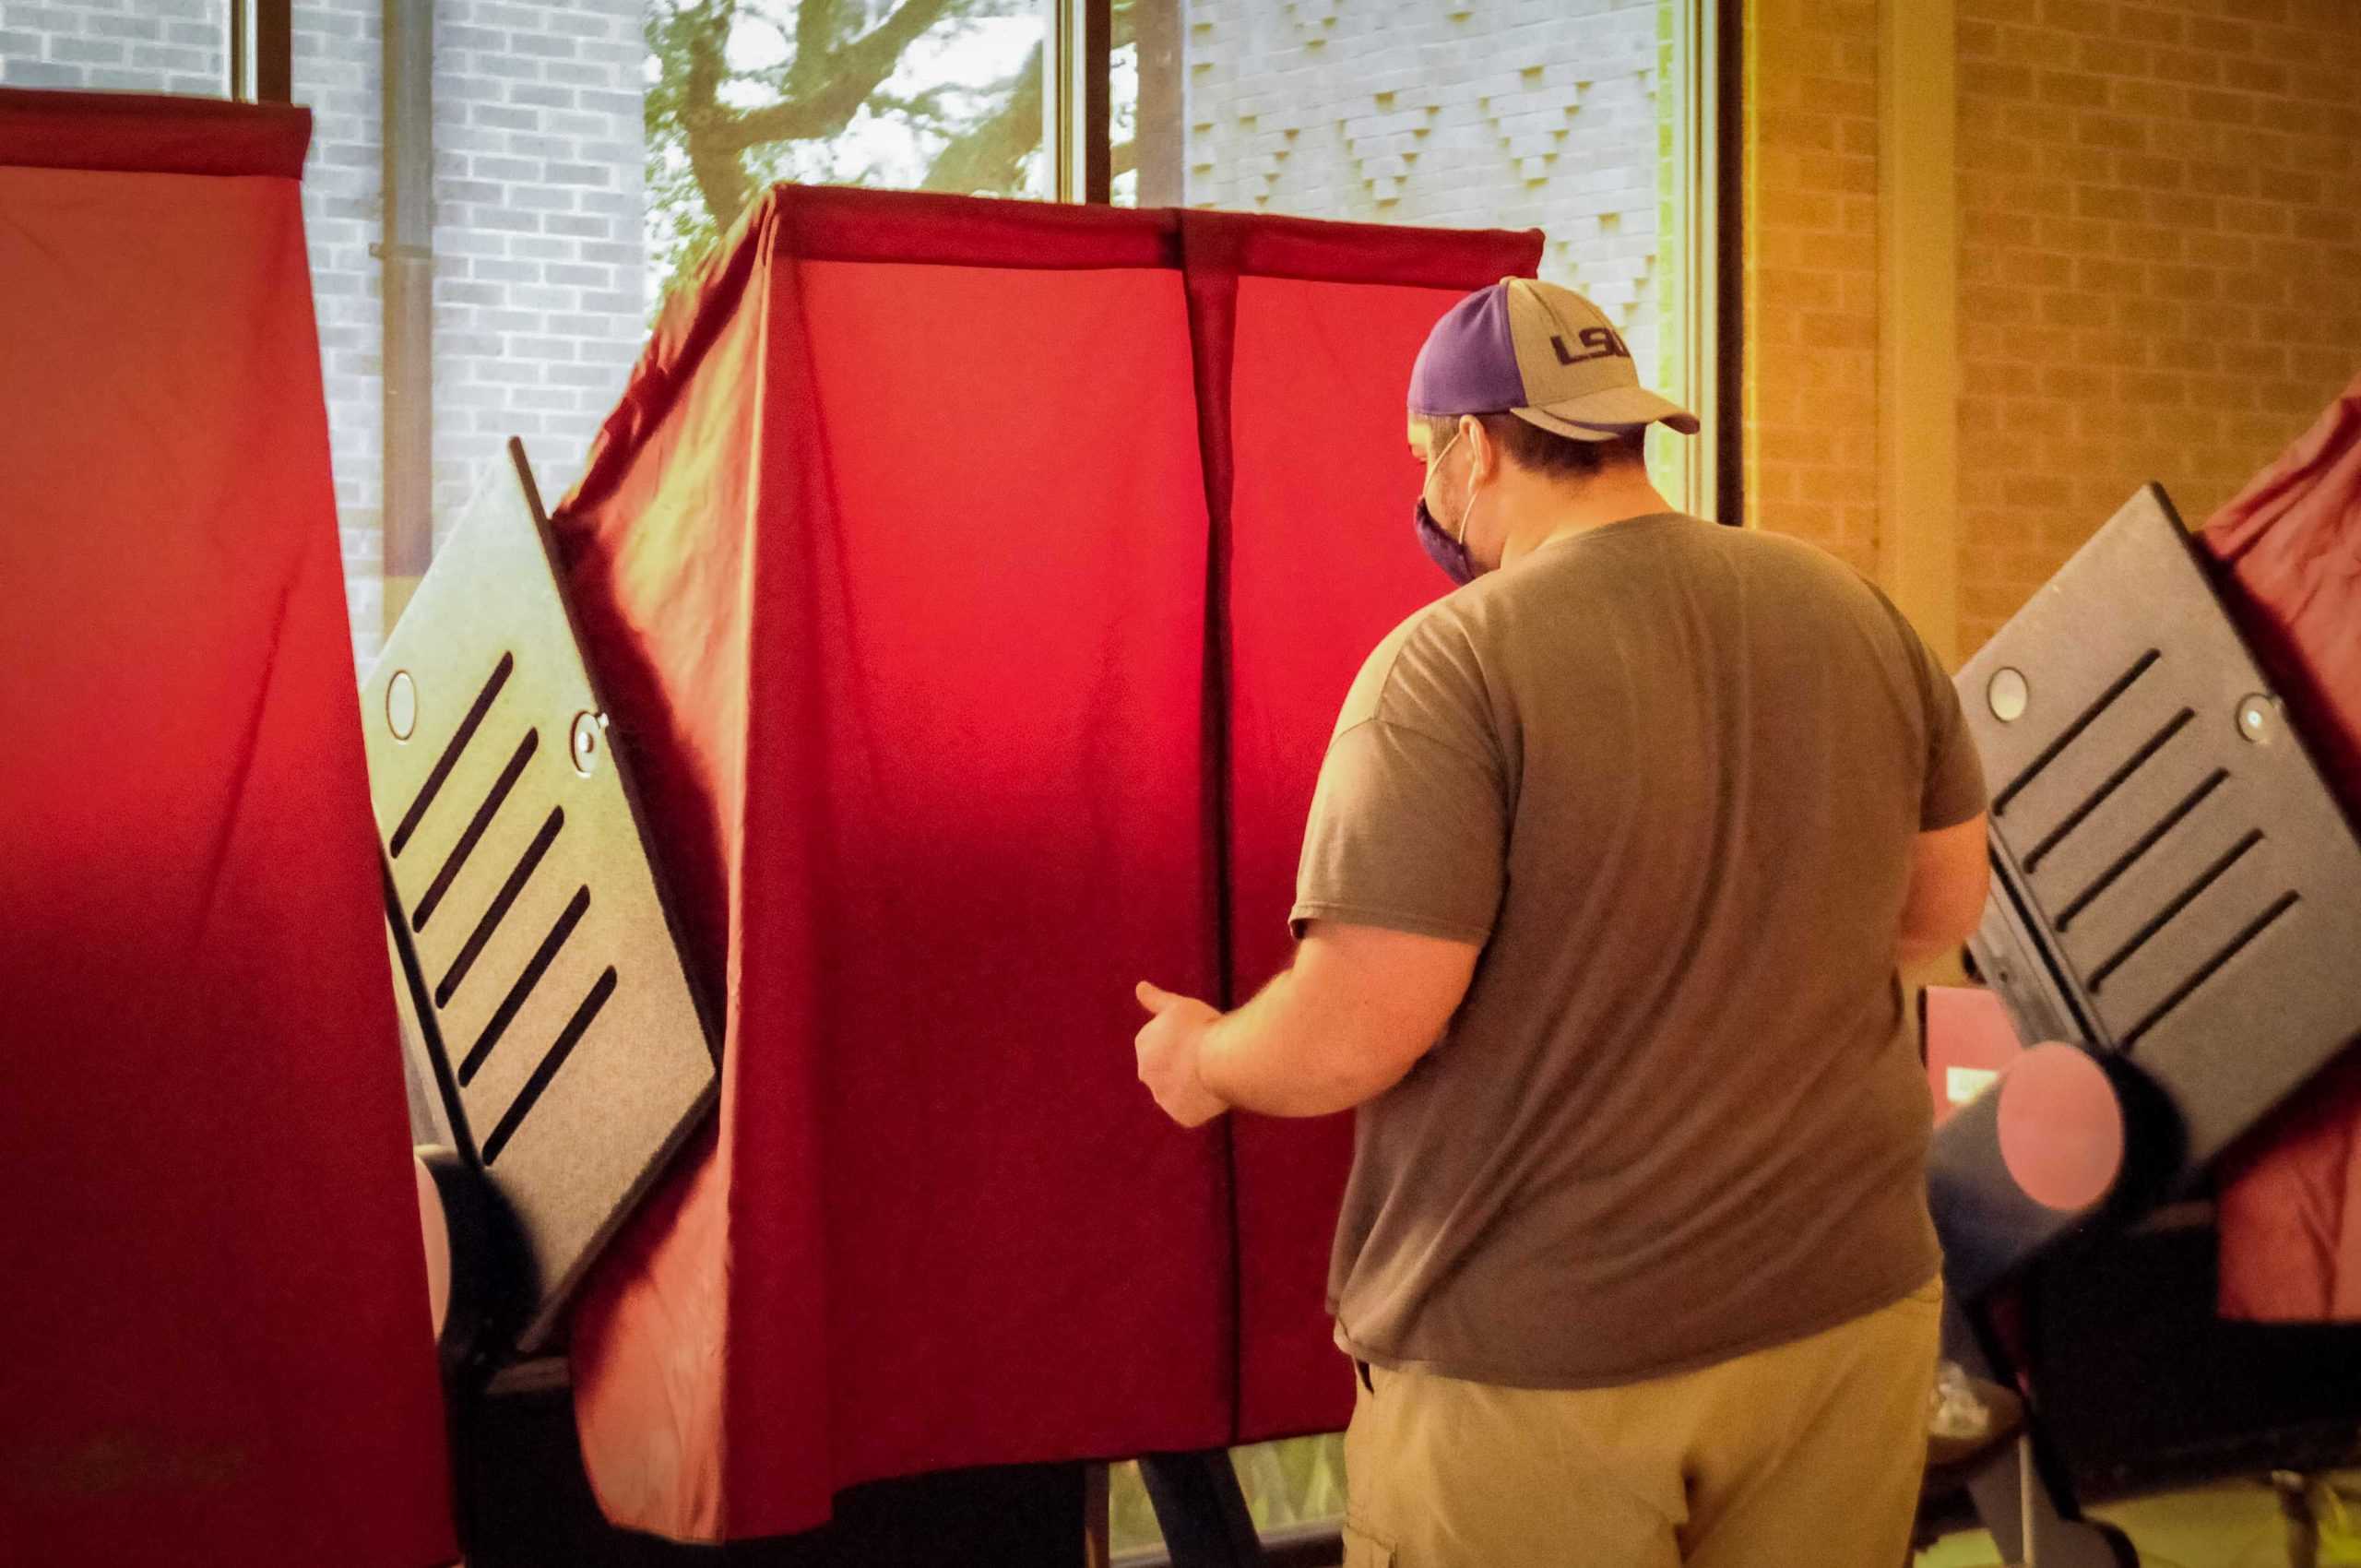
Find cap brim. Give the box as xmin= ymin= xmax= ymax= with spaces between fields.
xmin=1513 ymin=386 xmax=1702 ymax=440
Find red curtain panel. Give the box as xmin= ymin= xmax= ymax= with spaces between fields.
xmin=1212 ymin=251 xmax=1545 ymax=1444
xmin=558 ymin=185 xmax=1537 ymax=1541
xmin=0 ymin=90 xmax=455 ymax=1568
xmin=2202 ymin=374 xmax=2361 ymax=1323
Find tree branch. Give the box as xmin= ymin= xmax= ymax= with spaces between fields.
xmin=698 ymin=0 xmax=969 ymax=156
xmin=672 ymin=0 xmax=759 ymax=234
xmin=919 ymin=39 xmax=1043 ymax=194
xmin=786 ymin=0 xmax=841 ymax=100
xmin=661 ymin=0 xmax=1049 ymax=259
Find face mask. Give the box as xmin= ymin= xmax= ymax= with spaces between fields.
xmin=1414 ymin=498 xmax=1477 ymax=588
xmin=1413 ymin=426 xmax=1479 ymax=588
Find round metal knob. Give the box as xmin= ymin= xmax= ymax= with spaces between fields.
xmin=2237 ymin=694 xmax=2272 ymax=743
xmin=386 ymin=670 xmax=418 ymax=741
xmin=569 ymin=710 xmax=605 ymax=777
xmin=1987 ymin=668 xmax=2029 ymax=724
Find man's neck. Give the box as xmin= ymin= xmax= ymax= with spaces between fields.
xmin=1499 ymin=469 xmax=1679 ymax=569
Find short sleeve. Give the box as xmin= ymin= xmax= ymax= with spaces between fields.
xmin=1290 ymin=718 xmax=1506 ymax=944
xmin=1917 ymin=639 xmax=1988 ymax=831
xmin=1863 ymin=576 xmax=1990 ymax=832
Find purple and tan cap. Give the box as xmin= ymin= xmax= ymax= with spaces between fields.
xmin=1408 ymin=276 xmax=1700 ymax=444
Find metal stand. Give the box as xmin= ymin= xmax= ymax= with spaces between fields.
xmin=1139 ymin=1450 xmax=1265 ymax=1568
xmin=1943 ymin=1300 xmax=2136 ymax=1568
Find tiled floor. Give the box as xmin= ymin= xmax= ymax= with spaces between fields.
xmin=1920 ymin=1475 xmax=2361 ymax=1568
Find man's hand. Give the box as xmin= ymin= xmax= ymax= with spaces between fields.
xmin=1133 ymin=981 xmax=1229 ymax=1128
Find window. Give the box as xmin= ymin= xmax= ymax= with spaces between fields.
xmin=280 ymin=0 xmax=1715 ymax=675
xmin=1121 ymin=0 xmax=1721 ymax=517
xmin=291 ymin=1 xmax=650 ymax=669
xmin=287 ymin=0 xmax=1062 ymax=671
xmin=645 ymin=0 xmax=1050 ymax=302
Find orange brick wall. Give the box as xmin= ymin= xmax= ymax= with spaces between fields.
xmin=1953 ymin=0 xmax=2361 ymax=652
xmin=1744 ymin=0 xmax=1883 ymax=579
xmin=1744 ymin=0 xmax=2361 ymax=655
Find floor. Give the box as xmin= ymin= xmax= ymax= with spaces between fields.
xmin=1918 ymin=1475 xmax=2361 ymax=1568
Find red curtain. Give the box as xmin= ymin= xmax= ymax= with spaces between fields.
xmin=558 ymin=185 xmax=1539 ymax=1541
xmin=0 ymin=91 xmax=455 ymax=1568
xmin=1222 ymin=268 xmax=1517 ymax=1441
xmin=2202 ymin=374 xmax=2361 ymax=1323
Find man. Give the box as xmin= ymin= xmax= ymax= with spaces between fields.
xmin=1133 ymin=277 xmax=1989 ymax=1567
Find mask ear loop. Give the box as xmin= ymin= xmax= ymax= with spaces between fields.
xmin=1454 ymin=428 xmax=1480 ymax=546
xmin=1425 ymin=424 xmax=1465 ymax=533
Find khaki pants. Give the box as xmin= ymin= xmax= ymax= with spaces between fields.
xmin=1341 ymin=1278 xmax=1942 ymax=1568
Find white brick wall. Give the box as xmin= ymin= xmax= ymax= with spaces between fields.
xmin=7 ymin=0 xmax=646 ymax=671
xmin=422 ymin=0 xmax=645 ymax=577
xmin=0 ymin=0 xmax=226 ymax=94
xmin=1180 ymin=0 xmax=1667 ymax=379
xmin=295 ymin=0 xmax=388 ymax=660
xmin=305 ymin=0 xmax=647 ymax=671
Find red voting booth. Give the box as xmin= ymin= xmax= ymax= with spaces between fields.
xmin=0 ymin=91 xmax=456 ymax=1568
xmin=552 ymin=187 xmax=1540 ymax=1541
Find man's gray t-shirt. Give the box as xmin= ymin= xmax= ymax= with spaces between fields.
xmin=1294 ymin=512 xmax=1986 ymax=1389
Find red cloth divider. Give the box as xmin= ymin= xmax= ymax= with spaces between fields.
xmin=2202 ymin=373 xmax=2361 ymax=1322
xmin=1219 ymin=265 xmax=1535 ymax=1441
xmin=0 ymin=92 xmax=454 ymax=1568
xmin=558 ymin=184 xmax=1537 ymax=1540
xmin=0 ymin=84 xmax=311 ymax=177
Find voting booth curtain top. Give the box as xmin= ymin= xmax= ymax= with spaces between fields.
xmin=0 ymin=91 xmax=455 ymax=1568
xmin=554 ymin=184 xmax=1540 ymax=1542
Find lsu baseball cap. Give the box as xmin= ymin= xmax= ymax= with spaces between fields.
xmin=1407 ymin=276 xmax=1700 ymax=442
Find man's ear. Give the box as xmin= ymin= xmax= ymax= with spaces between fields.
xmin=1462 ymin=413 xmax=1496 ymax=485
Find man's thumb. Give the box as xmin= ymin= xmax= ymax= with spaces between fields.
xmin=1136 ymin=980 xmax=1178 ymax=1014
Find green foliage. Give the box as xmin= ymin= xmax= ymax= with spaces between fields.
xmin=642 ymin=0 xmax=1046 ymax=310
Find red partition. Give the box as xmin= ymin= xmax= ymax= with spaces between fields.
xmin=0 ymin=90 xmax=455 ymax=1568
xmin=558 ymin=186 xmax=1537 ymax=1540
xmin=559 ymin=193 xmax=1233 ymax=1543
xmin=1215 ymin=255 xmax=1537 ymax=1443
xmin=2202 ymin=374 xmax=2361 ymax=1323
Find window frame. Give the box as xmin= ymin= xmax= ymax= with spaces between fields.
xmin=226 ymin=0 xmax=292 ymax=103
